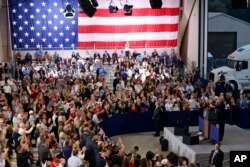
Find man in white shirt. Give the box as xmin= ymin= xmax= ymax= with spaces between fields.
xmin=3 ymin=82 xmax=12 ymax=106
xmin=68 ymin=149 xmax=83 ymax=167
xmin=3 ymin=82 xmax=11 ymax=94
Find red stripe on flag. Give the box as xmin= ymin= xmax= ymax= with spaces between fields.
xmin=78 ymin=8 xmax=179 ymax=17
xmin=78 ymin=40 xmax=177 ymax=49
xmin=78 ymin=24 xmax=178 ymax=33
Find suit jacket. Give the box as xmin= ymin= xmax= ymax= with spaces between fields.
xmin=153 ymin=105 xmax=163 ymax=121
xmin=209 ymin=149 xmax=224 ymax=167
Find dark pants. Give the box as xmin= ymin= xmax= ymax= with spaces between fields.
xmin=154 ymin=119 xmax=161 ymax=136
xmin=219 ymin=123 xmax=225 ymax=141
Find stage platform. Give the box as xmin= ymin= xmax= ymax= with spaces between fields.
xmin=163 ymin=124 xmax=250 ymax=167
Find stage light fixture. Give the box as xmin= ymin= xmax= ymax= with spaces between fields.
xmin=64 ymin=4 xmax=75 ymax=18
xmin=78 ymin=0 xmax=97 ymax=18
xmin=91 ymin=0 xmax=98 ymax=7
xmin=123 ymin=2 xmax=133 ymax=15
xmin=109 ymin=0 xmax=118 ymax=13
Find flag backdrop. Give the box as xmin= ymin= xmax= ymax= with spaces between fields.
xmin=9 ymin=0 xmax=180 ymax=50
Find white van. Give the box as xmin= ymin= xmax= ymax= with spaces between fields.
xmin=210 ymin=44 xmax=250 ymax=90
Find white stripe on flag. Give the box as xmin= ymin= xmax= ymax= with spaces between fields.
xmin=78 ymin=16 xmax=179 ymax=26
xmin=78 ymin=32 xmax=178 ymax=42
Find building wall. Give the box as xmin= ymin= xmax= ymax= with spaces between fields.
xmin=208 ymin=15 xmax=250 ymax=48
xmin=179 ymin=0 xmax=199 ymax=71
xmin=0 ymin=0 xmax=10 ymax=62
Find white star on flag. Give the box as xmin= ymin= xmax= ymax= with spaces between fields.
xmin=12 ymin=9 xmax=16 ymax=13
xmin=48 ymin=8 xmax=52 ymax=13
xmin=42 ymin=38 xmax=46 ymax=42
xmin=18 ymin=26 xmax=23 ymax=31
xmin=48 ymin=44 xmax=52 ymax=48
xmin=53 ymin=2 xmax=58 ymax=7
xmin=71 ymin=32 xmax=75 ymax=36
xmin=36 ymin=20 xmax=40 ymax=25
xmin=18 ymin=15 xmax=23 ymax=19
xmin=24 ymin=32 xmax=29 ymax=36
xmin=48 ymin=20 xmax=52 ymax=25
xmin=30 ymin=38 xmax=35 ymax=42
xmin=54 ymin=14 xmax=58 ymax=19
xmin=29 ymin=2 xmax=34 ymax=7
xmin=71 ymin=20 xmax=76 ymax=25
xmin=36 ymin=32 xmax=41 ymax=36
xmin=48 ymin=32 xmax=52 ymax=36
xmin=65 ymin=38 xmax=70 ymax=42
xmin=30 ymin=26 xmax=35 ymax=31
xmin=53 ymin=26 xmax=58 ymax=31
xmin=54 ymin=38 xmax=58 ymax=42
xmin=65 ymin=26 xmax=70 ymax=30
xmin=59 ymin=8 xmax=64 ymax=13
xmin=36 ymin=8 xmax=40 ymax=13
xmin=30 ymin=15 xmax=34 ymax=19
xmin=24 ymin=21 xmax=29 ymax=25
xmin=12 ymin=21 xmax=17 ymax=25
xmin=36 ymin=44 xmax=41 ymax=48
xmin=60 ymin=20 xmax=64 ymax=25
xmin=59 ymin=32 xmax=64 ymax=36
xmin=25 ymin=44 xmax=29 ymax=48
xmin=24 ymin=8 xmax=28 ymax=13
xmin=18 ymin=38 xmax=23 ymax=43
xmin=42 ymin=26 xmax=47 ymax=30
xmin=60 ymin=44 xmax=64 ymax=48
xmin=41 ymin=2 xmax=46 ymax=6
xmin=42 ymin=14 xmax=46 ymax=19
xmin=13 ymin=33 xmax=17 ymax=37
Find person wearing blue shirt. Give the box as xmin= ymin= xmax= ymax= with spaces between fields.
xmin=22 ymin=67 xmax=30 ymax=76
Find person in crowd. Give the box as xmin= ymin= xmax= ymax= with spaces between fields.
xmin=103 ymin=51 xmax=111 ymax=65
xmin=209 ymin=142 xmax=224 ymax=167
xmin=112 ymin=49 xmax=119 ymax=64
xmin=0 ymin=48 xmax=246 ymax=167
xmin=153 ymin=100 xmax=163 ymax=137
xmin=124 ymin=41 xmax=130 ymax=58
xmin=67 ymin=149 xmax=83 ymax=167
xmin=94 ymin=51 xmax=101 ymax=62
xmin=35 ymin=47 xmax=43 ymax=64
xmin=215 ymin=96 xmax=226 ymax=142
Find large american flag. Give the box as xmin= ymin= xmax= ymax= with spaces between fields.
xmin=9 ymin=0 xmax=180 ymax=50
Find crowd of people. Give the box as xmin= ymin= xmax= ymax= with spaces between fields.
xmin=0 ymin=47 xmax=246 ymax=167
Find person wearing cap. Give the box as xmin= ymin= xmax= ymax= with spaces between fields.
xmin=28 ymin=110 xmax=36 ymax=126
xmin=48 ymin=157 xmax=60 ymax=167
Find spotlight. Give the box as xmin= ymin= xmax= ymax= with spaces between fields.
xmin=64 ymin=4 xmax=75 ymax=18
xmin=109 ymin=1 xmax=118 ymax=13
xmin=124 ymin=4 xmax=133 ymax=15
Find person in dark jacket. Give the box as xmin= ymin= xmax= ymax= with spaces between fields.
xmin=215 ymin=97 xmax=226 ymax=142
xmin=16 ymin=144 xmax=34 ymax=167
xmin=153 ymin=100 xmax=163 ymax=137
xmin=209 ymin=142 xmax=224 ymax=167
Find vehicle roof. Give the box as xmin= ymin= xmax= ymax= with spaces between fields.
xmin=228 ymin=44 xmax=250 ymax=61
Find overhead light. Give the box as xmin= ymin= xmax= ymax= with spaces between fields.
xmin=109 ymin=1 xmax=118 ymax=13
xmin=124 ymin=4 xmax=133 ymax=15
xmin=64 ymin=4 xmax=75 ymax=18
